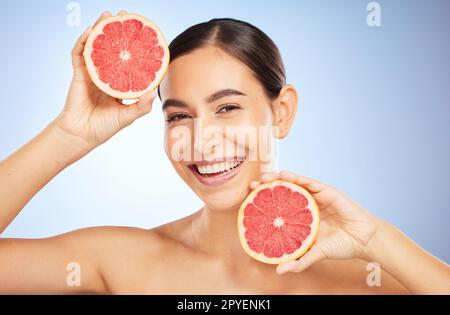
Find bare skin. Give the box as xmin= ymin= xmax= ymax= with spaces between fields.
xmin=0 ymin=11 xmax=449 ymax=294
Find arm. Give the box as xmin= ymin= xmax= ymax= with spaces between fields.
xmin=0 ymin=228 xmax=107 ymax=294
xmin=0 ymin=123 xmax=104 ymax=293
xmin=0 ymin=11 xmax=156 ymax=293
xmin=363 ymin=222 xmax=450 ymax=294
xmin=0 ymin=11 xmax=154 ymax=231
xmin=0 ymin=226 xmax=164 ymax=294
xmin=254 ymin=171 xmax=450 ymax=294
xmin=0 ymin=121 xmax=90 ymax=233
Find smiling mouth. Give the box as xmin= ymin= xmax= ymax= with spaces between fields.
xmin=188 ymin=157 xmax=245 ymax=186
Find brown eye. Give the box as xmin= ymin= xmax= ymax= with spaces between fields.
xmin=217 ymin=104 xmax=241 ymax=114
xmin=167 ymin=113 xmax=191 ymax=123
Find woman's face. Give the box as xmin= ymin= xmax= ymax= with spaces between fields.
xmin=159 ymin=46 xmax=277 ymax=211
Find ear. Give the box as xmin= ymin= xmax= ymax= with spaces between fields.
xmin=272 ymin=84 xmax=298 ymax=139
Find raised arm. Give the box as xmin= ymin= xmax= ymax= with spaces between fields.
xmin=0 ymin=11 xmax=156 ymax=293
xmin=0 ymin=118 xmax=90 ymax=233
xmin=0 ymin=11 xmax=154 ymax=233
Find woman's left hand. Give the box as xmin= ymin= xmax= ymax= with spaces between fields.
xmin=250 ymin=170 xmax=383 ymax=274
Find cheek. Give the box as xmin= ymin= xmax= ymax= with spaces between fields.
xmin=163 ymin=128 xmax=173 ymax=159
xmin=229 ymin=104 xmax=275 ymax=162
xmin=164 ymin=124 xmax=196 ymax=163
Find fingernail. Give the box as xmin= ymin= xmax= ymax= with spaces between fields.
xmin=276 ymin=266 xmax=287 ymax=275
xmin=281 ymin=171 xmax=295 ymax=180
xmin=277 ymin=261 xmax=297 ymax=274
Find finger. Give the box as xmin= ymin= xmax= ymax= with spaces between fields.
xmin=250 ymin=180 xmax=260 ymax=190
xmin=137 ymin=89 xmax=157 ymax=111
xmin=71 ymin=11 xmax=111 ymax=74
xmin=123 ymin=90 xmax=157 ymax=119
xmin=276 ymin=247 xmax=325 ymax=274
xmin=118 ymin=10 xmax=128 ymax=16
xmin=260 ymin=172 xmax=279 ymax=183
xmin=71 ymin=26 xmax=92 ymax=70
xmin=279 ymin=170 xmax=326 ymax=193
xmin=93 ymin=11 xmax=111 ymax=28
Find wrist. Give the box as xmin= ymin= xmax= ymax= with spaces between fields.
xmin=360 ymin=220 xmax=391 ymax=262
xmin=46 ymin=119 xmax=95 ymax=164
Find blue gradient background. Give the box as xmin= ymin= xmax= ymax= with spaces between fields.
xmin=1 ymin=0 xmax=449 ymax=263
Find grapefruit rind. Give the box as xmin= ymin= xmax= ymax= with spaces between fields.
xmin=237 ymin=180 xmax=320 ymax=265
xmin=83 ymin=13 xmax=170 ymax=99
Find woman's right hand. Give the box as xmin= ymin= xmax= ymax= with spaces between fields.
xmin=54 ymin=11 xmax=156 ymax=152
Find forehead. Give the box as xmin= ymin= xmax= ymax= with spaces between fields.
xmin=159 ymin=46 xmax=261 ymax=103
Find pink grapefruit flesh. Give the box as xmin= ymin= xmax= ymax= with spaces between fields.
xmin=238 ymin=180 xmax=320 ymax=264
xmin=83 ymin=13 xmax=169 ymax=99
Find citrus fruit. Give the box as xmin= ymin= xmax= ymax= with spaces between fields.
xmin=83 ymin=13 xmax=169 ymax=99
xmin=238 ymin=180 xmax=320 ymax=264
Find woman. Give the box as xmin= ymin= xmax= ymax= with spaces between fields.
xmin=0 ymin=11 xmax=448 ymax=294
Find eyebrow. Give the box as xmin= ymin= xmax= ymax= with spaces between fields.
xmin=206 ymin=89 xmax=246 ymax=103
xmin=161 ymin=99 xmax=188 ymax=111
xmin=162 ymin=89 xmax=246 ymax=111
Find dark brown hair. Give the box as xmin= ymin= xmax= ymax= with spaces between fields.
xmin=157 ymin=18 xmax=286 ymax=100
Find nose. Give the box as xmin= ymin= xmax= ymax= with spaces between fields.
xmin=193 ymin=115 xmax=227 ymax=162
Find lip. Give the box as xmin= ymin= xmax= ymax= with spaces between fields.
xmin=188 ymin=157 xmax=245 ymax=186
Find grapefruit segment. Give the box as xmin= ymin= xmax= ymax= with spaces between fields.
xmin=83 ymin=13 xmax=169 ymax=99
xmin=238 ymin=180 xmax=320 ymax=264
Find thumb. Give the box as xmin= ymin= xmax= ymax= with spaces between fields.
xmin=71 ymin=26 xmax=92 ymax=79
xmin=276 ymin=247 xmax=325 ymax=274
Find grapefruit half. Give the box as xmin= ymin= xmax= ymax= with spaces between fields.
xmin=83 ymin=13 xmax=169 ymax=99
xmin=238 ymin=180 xmax=320 ymax=264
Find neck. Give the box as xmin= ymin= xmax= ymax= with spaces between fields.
xmin=191 ymin=204 xmax=254 ymax=264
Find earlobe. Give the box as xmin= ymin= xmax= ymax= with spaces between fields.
xmin=272 ymin=84 xmax=298 ymax=139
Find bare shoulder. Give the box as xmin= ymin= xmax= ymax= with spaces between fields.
xmin=81 ymin=223 xmax=192 ymax=257
xmin=86 ymin=224 xmax=180 ymax=254
xmin=88 ymin=214 xmax=201 ymax=291
xmin=309 ymin=258 xmax=410 ymax=294
xmin=0 ymin=225 xmax=174 ymax=294
xmin=54 ymin=225 xmax=168 ymax=255
xmin=59 ymin=225 xmax=172 ymax=269
xmin=55 ymin=225 xmax=176 ymax=293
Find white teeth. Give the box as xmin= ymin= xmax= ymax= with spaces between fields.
xmin=212 ymin=164 xmax=220 ymax=173
xmin=196 ymin=160 xmax=242 ymax=175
